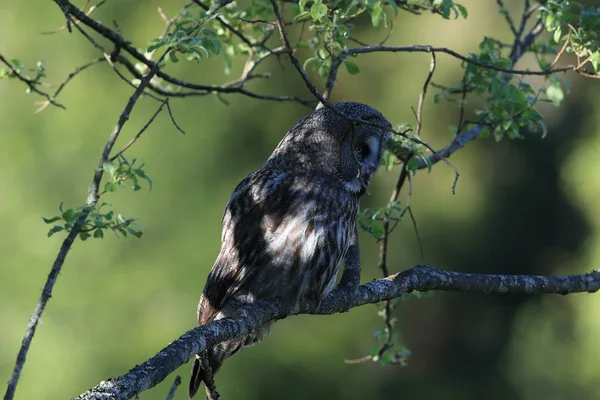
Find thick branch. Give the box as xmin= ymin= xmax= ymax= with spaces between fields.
xmin=75 ymin=265 xmax=600 ymax=400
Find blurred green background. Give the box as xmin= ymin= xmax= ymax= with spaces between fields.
xmin=2 ymin=1 xmax=600 ymax=399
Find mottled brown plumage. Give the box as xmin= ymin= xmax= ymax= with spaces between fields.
xmin=189 ymin=102 xmax=391 ymax=399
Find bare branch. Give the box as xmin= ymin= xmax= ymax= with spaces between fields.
xmin=74 ymin=265 xmax=600 ymax=400
xmin=344 ymin=45 xmax=576 ymax=76
xmin=110 ymin=100 xmax=169 ymax=162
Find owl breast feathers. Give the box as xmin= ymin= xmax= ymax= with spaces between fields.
xmin=189 ymin=102 xmax=391 ymax=399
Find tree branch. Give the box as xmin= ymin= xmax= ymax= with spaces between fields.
xmin=3 ymin=49 xmax=169 ymax=400
xmin=0 ymin=53 xmax=66 ymax=110
xmin=75 ymin=265 xmax=600 ymax=400
xmin=51 ymin=0 xmax=315 ymax=107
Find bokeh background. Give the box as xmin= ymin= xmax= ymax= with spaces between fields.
xmin=2 ymin=0 xmax=600 ymax=399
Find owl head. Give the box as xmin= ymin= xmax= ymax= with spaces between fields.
xmin=268 ymin=102 xmax=392 ymax=195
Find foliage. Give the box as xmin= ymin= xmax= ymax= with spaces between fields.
xmin=42 ymin=202 xmax=142 ymax=241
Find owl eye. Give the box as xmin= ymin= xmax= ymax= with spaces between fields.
xmin=354 ymin=142 xmax=371 ymax=159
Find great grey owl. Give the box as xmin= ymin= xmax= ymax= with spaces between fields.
xmin=189 ymin=102 xmax=392 ymax=398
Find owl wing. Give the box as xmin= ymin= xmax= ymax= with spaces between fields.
xmin=197 ymin=169 xmax=295 ymax=324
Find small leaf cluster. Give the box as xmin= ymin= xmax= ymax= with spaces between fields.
xmin=0 ymin=59 xmax=47 ymax=91
xmin=366 ymin=291 xmax=433 ymax=366
xmin=41 ymin=156 xmax=150 ymax=241
xmin=42 ymin=202 xmax=142 ymax=241
xmin=396 ymin=0 xmax=467 ymax=19
xmin=102 ymin=156 xmax=152 ymax=193
xmin=147 ymin=10 xmax=221 ymax=64
xmin=145 ymin=0 xmax=277 ymax=82
xmin=370 ymin=321 xmax=411 ymax=366
xmin=298 ymin=0 xmax=366 ymax=79
xmin=357 ymin=200 xmax=402 ymax=240
xmin=382 ymin=126 xmax=432 ymax=173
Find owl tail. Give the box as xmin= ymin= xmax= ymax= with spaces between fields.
xmin=188 ymin=340 xmax=244 ymax=399
xmin=188 ymin=321 xmax=275 ymax=398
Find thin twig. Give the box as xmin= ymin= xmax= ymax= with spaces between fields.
xmin=110 ymin=99 xmax=168 ymax=161
xmin=415 ymin=51 xmax=436 ymax=137
xmin=375 ymin=157 xmax=412 ymax=359
xmin=0 ymin=53 xmax=65 ymax=110
xmin=165 ymin=100 xmax=186 ymax=134
xmin=164 ymin=375 xmax=181 ymax=400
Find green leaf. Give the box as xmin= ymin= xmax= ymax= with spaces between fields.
xmin=104 ymin=181 xmax=118 ymax=193
xmin=418 ymin=153 xmax=432 ymax=172
xmin=318 ymin=64 xmax=329 ymax=79
xmin=47 ymin=225 xmax=65 ymax=237
xmin=433 ymin=0 xmax=453 ymax=19
xmin=103 ymin=161 xmax=117 ymax=177
xmin=42 ymin=216 xmax=62 ymax=224
xmin=553 ymin=26 xmax=562 ymax=43
xmin=303 ymin=57 xmax=319 ymax=72
xmin=103 ymin=210 xmax=114 ymax=220
xmin=539 ymin=121 xmax=548 ymax=139
xmin=61 ymin=208 xmax=74 ymax=222
xmin=223 ymin=52 xmax=232 ymax=75
xmin=455 ymin=3 xmax=468 ymax=18
xmin=344 ymin=61 xmax=360 ymax=75
xmin=310 ymin=3 xmax=328 ymax=21
xmin=93 ymin=229 xmax=104 ymax=239
xmin=79 ymin=231 xmax=92 ymax=241
xmin=169 ymin=51 xmax=179 ymax=63
xmin=147 ymin=38 xmax=165 ymax=52
xmin=371 ymin=223 xmax=384 ymax=239
xmin=406 ymin=157 xmax=419 ymax=173
xmin=293 ymin=10 xmax=311 ymax=23
xmin=10 ymin=59 xmax=23 ymax=69
xmin=590 ymin=51 xmax=600 ymax=73
xmin=546 ymin=84 xmax=564 ymax=105
xmin=129 ymin=228 xmax=143 ymax=238
xmin=370 ymin=3 xmax=384 ymax=27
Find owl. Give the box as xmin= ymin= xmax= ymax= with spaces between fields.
xmin=189 ymin=102 xmax=392 ymax=398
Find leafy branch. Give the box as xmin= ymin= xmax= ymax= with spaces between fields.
xmin=3 ymin=49 xmax=170 ymax=400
